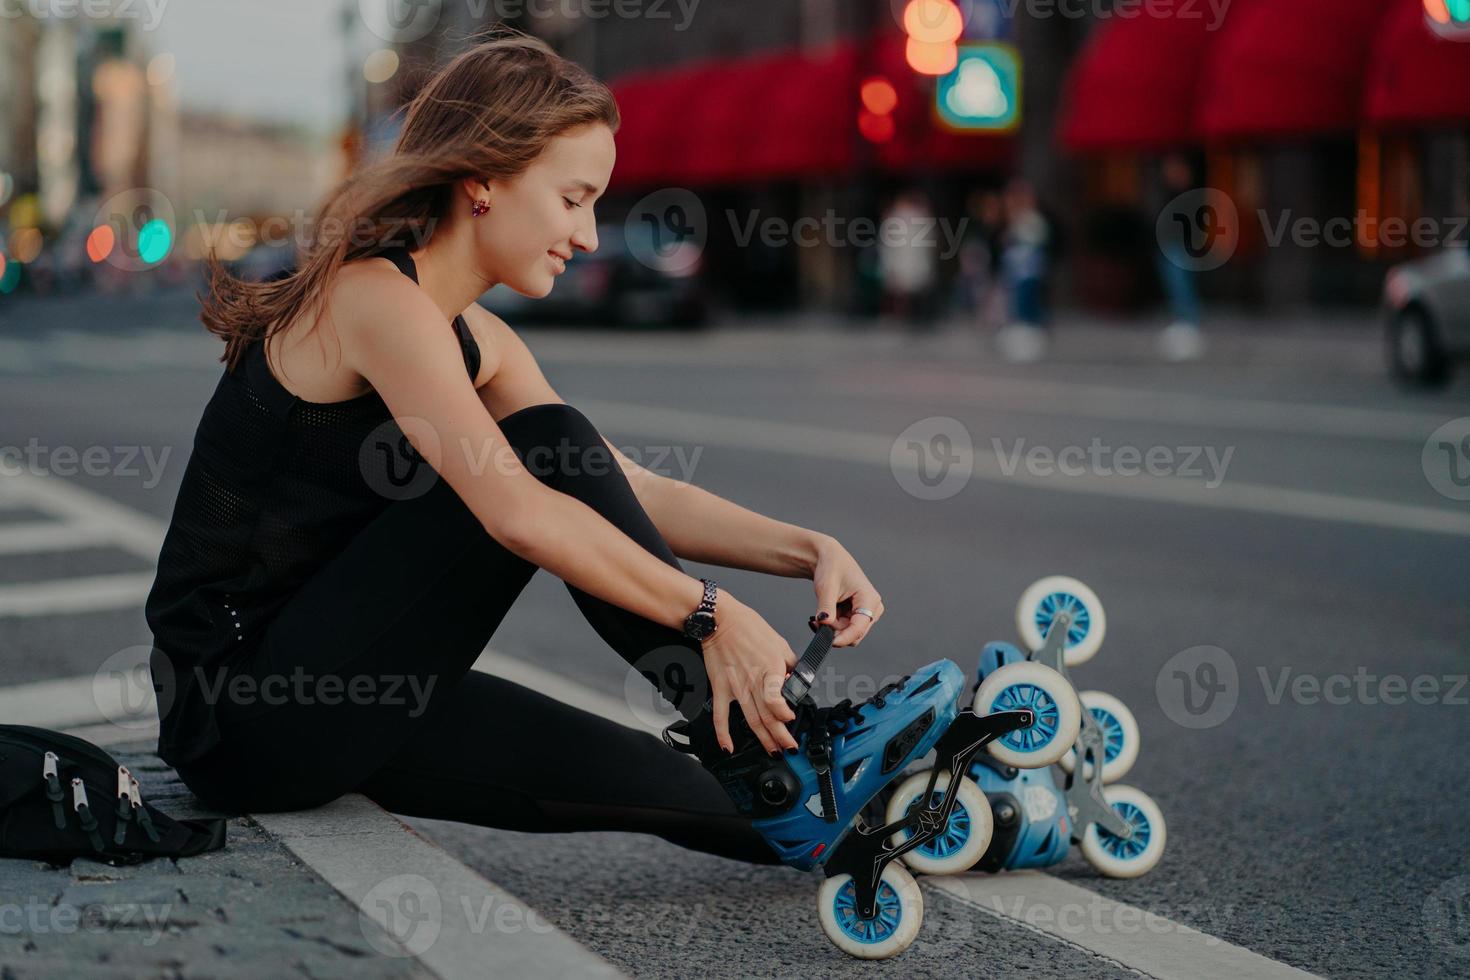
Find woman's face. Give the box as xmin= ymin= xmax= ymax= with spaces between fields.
xmin=482 ymin=122 xmax=615 ymax=298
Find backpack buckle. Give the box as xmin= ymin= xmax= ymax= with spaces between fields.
xmin=42 ymin=752 xmax=66 ymax=829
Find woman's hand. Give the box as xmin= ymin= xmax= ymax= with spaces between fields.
xmin=701 ymin=591 xmax=800 ymax=756
xmin=809 ymin=536 xmax=884 ymax=648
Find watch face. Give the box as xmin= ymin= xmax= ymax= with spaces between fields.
xmin=685 ymin=611 xmax=716 ymax=639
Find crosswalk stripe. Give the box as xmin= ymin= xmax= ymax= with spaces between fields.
xmin=0 ymin=571 xmax=156 ymax=617
xmin=0 ymin=520 xmax=119 ymax=555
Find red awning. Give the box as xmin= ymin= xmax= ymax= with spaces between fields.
xmin=611 ymin=45 xmax=857 ymax=188
xmin=1364 ymin=3 xmax=1470 ymax=127
xmin=1055 ymin=12 xmax=1217 ymax=152
xmin=1197 ymin=0 xmax=1394 ymax=140
xmin=609 ymin=34 xmax=1012 ymax=189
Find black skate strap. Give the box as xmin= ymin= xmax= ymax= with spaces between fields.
xmin=781 ymin=624 xmax=835 ymax=707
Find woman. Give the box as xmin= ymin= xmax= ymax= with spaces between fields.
xmin=143 ymin=30 xmax=885 ymax=864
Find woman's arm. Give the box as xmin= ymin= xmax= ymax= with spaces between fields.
xmin=611 ymin=455 xmax=829 ymax=578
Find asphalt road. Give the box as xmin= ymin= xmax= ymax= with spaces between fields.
xmin=3 ymin=286 xmax=1468 ymax=978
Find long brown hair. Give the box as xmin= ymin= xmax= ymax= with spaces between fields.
xmin=199 ymin=26 xmax=619 ymax=373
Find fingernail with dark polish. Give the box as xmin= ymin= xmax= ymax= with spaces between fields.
xmin=817 ymin=612 xmax=829 ymax=622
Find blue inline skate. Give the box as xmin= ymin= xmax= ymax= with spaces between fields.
xmin=663 ymin=621 xmax=1080 ymax=958
xmin=884 ymin=578 xmax=1167 ymax=880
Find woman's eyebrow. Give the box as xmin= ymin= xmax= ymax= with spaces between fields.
xmin=569 ymin=179 xmax=600 ymax=195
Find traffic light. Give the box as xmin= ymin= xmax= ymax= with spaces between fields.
xmin=934 ymin=43 xmax=1020 ymax=132
xmin=859 ymin=76 xmax=898 ymax=142
xmin=903 ymin=0 xmax=963 ymax=75
xmin=1424 ymin=0 xmax=1470 ymax=36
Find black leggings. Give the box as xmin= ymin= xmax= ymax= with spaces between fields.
xmin=173 ymin=402 xmax=781 ymax=866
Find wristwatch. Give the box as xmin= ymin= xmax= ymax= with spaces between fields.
xmin=682 ymin=578 xmax=719 ymax=640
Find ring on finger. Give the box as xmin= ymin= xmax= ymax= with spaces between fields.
xmin=854 ymin=607 xmax=875 ymax=619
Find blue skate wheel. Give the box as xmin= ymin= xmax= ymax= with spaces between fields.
xmin=1016 ymin=575 xmax=1106 ymax=666
xmin=817 ymin=863 xmax=923 ymax=959
xmin=974 ymin=661 xmax=1081 ymax=769
xmin=1080 ymin=784 xmax=1167 ymax=878
xmin=1060 ymin=690 xmax=1139 ymax=784
xmin=884 ymin=770 xmax=993 ymax=875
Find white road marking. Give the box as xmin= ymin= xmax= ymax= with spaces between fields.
xmin=576 ymin=398 xmax=1470 ymax=538
xmin=255 ymin=797 xmax=628 ymax=980
xmin=825 ymin=369 xmax=1454 ymax=443
xmin=0 ymin=571 xmax=155 ymax=616
xmin=931 ymin=872 xmax=1320 ymax=980
xmin=0 ymin=673 xmax=133 ymax=728
xmin=0 ymin=468 xmax=164 ymax=615
xmin=0 ymin=520 xmax=117 ymax=555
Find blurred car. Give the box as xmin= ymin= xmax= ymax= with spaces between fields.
xmin=1382 ymin=243 xmax=1470 ymax=387
xmin=478 ymin=221 xmax=706 ymax=328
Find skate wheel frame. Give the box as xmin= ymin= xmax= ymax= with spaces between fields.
xmin=1059 ymin=690 xmax=1140 ymax=784
xmin=815 ymin=706 xmax=1033 ymax=957
xmin=885 ymin=770 xmax=993 ymax=875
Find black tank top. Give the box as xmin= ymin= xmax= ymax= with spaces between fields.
xmin=144 ymin=246 xmax=481 ymax=766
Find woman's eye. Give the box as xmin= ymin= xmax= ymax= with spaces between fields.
xmin=563 ymin=197 xmax=582 ymax=209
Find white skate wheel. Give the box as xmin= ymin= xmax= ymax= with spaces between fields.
xmin=1015 ymin=575 xmax=1106 ymax=666
xmin=1059 ymin=691 xmax=1140 ymax=784
xmin=974 ymin=661 xmax=1081 ymax=769
xmin=884 ymin=770 xmax=993 ymax=876
xmin=817 ymin=862 xmax=924 ymax=959
xmin=1080 ymin=784 xmax=1167 ymax=878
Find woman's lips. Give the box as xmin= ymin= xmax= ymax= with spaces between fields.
xmin=547 ymin=251 xmax=566 ymax=273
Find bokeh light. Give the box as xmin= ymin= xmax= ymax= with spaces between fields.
xmin=87 ymin=225 xmax=116 ymax=263
xmin=364 ymin=49 xmax=400 ymax=84
xmin=861 ymin=77 xmax=899 ymax=116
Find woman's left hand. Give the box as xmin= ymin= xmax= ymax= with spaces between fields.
xmin=808 ymin=536 xmax=884 ymax=647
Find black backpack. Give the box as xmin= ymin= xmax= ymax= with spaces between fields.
xmin=0 ymin=725 xmax=227 ymax=867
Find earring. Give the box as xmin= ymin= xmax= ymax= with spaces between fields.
xmin=470 ymin=199 xmax=490 ymax=217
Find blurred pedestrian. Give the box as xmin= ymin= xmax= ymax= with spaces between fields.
xmin=1153 ymin=152 xmax=1206 ymax=362
xmin=953 ymin=187 xmax=1005 ymax=331
xmin=878 ymin=188 xmax=939 ymax=329
xmin=995 ymin=177 xmax=1051 ymax=363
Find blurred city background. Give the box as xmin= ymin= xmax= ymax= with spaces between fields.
xmin=0 ymin=0 xmax=1466 ymax=366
